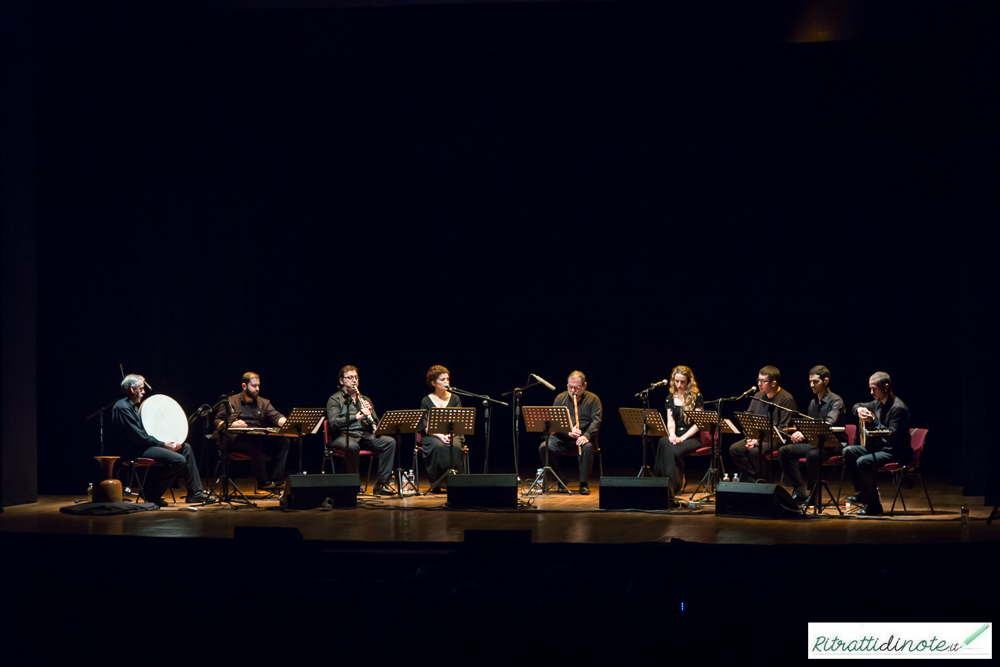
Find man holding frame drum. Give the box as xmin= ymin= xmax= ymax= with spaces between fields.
xmin=111 ymin=374 xmax=208 ymax=506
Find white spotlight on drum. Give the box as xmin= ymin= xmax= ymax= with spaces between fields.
xmin=139 ymin=394 xmax=189 ymax=444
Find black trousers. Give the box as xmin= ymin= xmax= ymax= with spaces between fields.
xmin=776 ymin=442 xmax=839 ymax=497
xmin=728 ymin=437 xmax=780 ymax=483
xmin=331 ymin=435 xmax=396 ymax=485
xmin=421 ymin=435 xmax=467 ymax=483
xmin=654 ymin=435 xmax=704 ymax=495
xmin=137 ymin=443 xmax=203 ymax=502
xmin=539 ymin=434 xmax=594 ymax=484
xmin=843 ymin=445 xmax=896 ymax=507
xmin=229 ymin=434 xmax=289 ymax=486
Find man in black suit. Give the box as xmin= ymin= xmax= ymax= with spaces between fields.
xmin=844 ymin=371 xmax=911 ymax=516
xmin=214 ymin=372 xmax=290 ymax=490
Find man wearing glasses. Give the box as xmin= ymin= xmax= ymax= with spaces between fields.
xmin=776 ymin=365 xmax=846 ymax=504
xmin=537 ymin=371 xmax=603 ymax=495
xmin=728 ymin=365 xmax=798 ymax=483
xmin=325 ymin=365 xmax=397 ymax=497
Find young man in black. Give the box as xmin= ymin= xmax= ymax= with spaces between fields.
xmin=844 ymin=371 xmax=911 ymax=516
xmin=776 ymin=365 xmax=847 ymax=504
xmin=729 ymin=365 xmax=798 ymax=483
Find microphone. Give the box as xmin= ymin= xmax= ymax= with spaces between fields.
xmin=531 ymin=374 xmax=556 ymax=391
xmin=650 ymin=379 xmax=670 ymax=389
xmin=741 ymin=386 xmax=757 ymax=398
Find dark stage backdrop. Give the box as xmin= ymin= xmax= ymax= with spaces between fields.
xmin=30 ymin=2 xmax=991 ymax=497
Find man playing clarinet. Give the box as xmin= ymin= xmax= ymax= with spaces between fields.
xmin=326 ymin=365 xmax=397 ymax=497
xmin=537 ymin=371 xmax=602 ymax=495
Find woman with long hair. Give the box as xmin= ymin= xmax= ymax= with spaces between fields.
xmin=653 ymin=365 xmax=704 ymax=495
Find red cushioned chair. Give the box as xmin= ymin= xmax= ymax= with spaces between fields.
xmin=683 ymin=431 xmax=715 ymax=497
xmin=878 ymin=428 xmax=933 ymax=516
xmin=119 ymin=458 xmax=176 ymax=505
xmin=321 ymin=419 xmax=376 ymax=492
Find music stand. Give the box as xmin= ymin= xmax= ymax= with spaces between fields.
xmin=523 ymin=406 xmax=574 ymax=494
xmin=425 ymin=407 xmax=476 ymax=493
xmin=376 ymin=409 xmax=427 ymax=497
xmin=618 ymin=407 xmax=667 ymax=477
xmin=204 ymin=397 xmax=256 ymax=509
xmin=280 ymin=408 xmax=325 ymax=475
xmin=684 ymin=410 xmax=740 ymax=500
xmin=791 ymin=420 xmax=844 ymax=516
xmin=733 ymin=411 xmax=781 ymax=483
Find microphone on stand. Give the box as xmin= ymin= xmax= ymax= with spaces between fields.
xmin=740 ymin=386 xmax=757 ymax=399
xmin=531 ymin=374 xmax=556 ymax=391
xmin=649 ymin=379 xmax=670 ymax=389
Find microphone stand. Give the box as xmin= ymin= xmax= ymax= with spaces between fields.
xmin=501 ymin=377 xmax=548 ymax=481
xmin=203 ymin=396 xmax=256 ymax=508
xmin=448 ymin=386 xmax=508 ymax=474
xmin=85 ymin=398 xmax=120 ymax=456
xmin=701 ymin=387 xmax=756 ymax=498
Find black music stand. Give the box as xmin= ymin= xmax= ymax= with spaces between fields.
xmin=376 ymin=409 xmax=427 ymax=497
xmin=684 ymin=410 xmax=740 ymax=500
xmin=733 ymin=411 xmax=781 ymax=483
xmin=204 ymin=397 xmax=256 ymax=509
xmin=619 ymin=407 xmax=667 ymax=478
xmin=425 ymin=407 xmax=476 ymax=494
xmin=791 ymin=419 xmax=844 ymax=516
xmin=523 ymin=406 xmax=574 ymax=494
xmin=280 ymin=408 xmax=325 ymax=475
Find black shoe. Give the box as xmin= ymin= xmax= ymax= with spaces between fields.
xmin=847 ymin=494 xmax=866 ymax=504
xmin=374 ymin=484 xmax=396 ymax=496
xmin=792 ymin=492 xmax=811 ymax=505
xmin=555 ymin=486 xmax=569 ymax=493
xmin=147 ymin=497 xmax=169 ymax=508
xmin=579 ymin=483 xmax=590 ymax=496
xmin=430 ymin=486 xmax=445 ymax=494
xmin=857 ymin=504 xmax=883 ymax=516
xmin=185 ymin=491 xmax=210 ymax=503
xmin=259 ymin=481 xmax=278 ymax=491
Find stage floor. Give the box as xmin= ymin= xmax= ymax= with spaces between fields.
xmin=3 ymin=472 xmax=997 ymax=545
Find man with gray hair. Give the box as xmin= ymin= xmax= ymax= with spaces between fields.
xmin=537 ymin=371 xmax=602 ymax=495
xmin=111 ymin=374 xmax=208 ymax=506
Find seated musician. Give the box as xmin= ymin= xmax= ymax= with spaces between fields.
xmin=844 ymin=371 xmax=911 ymax=516
xmin=325 ymin=365 xmax=396 ymax=496
xmin=653 ymin=365 xmax=705 ymax=496
xmin=729 ymin=366 xmax=797 ymax=483
xmin=417 ymin=365 xmax=466 ymax=493
xmin=538 ymin=371 xmax=603 ymax=495
xmin=111 ymin=374 xmax=208 ymax=505
xmin=214 ymin=372 xmax=289 ymax=491
xmin=776 ymin=365 xmax=846 ymax=504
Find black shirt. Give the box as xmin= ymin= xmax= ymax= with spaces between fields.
xmin=746 ymin=387 xmax=798 ymax=441
xmin=851 ymin=395 xmax=911 ymax=462
xmin=552 ymin=390 xmax=603 ymax=441
xmin=326 ymin=388 xmax=379 ymax=441
xmin=664 ymin=392 xmax=706 ymax=435
xmin=111 ymin=396 xmax=164 ymax=457
xmin=804 ymin=390 xmax=847 ymax=446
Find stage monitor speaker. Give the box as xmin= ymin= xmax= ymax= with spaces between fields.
xmin=447 ymin=475 xmax=518 ymax=508
xmin=285 ymin=473 xmax=359 ymax=509
xmin=715 ymin=481 xmax=799 ymax=519
xmin=599 ymin=477 xmax=671 ymax=510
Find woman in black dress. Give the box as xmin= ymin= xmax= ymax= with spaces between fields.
xmin=653 ymin=365 xmax=705 ymax=495
xmin=418 ymin=365 xmax=466 ymax=491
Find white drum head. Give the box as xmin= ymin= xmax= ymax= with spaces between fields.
xmin=139 ymin=394 xmax=189 ymax=445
